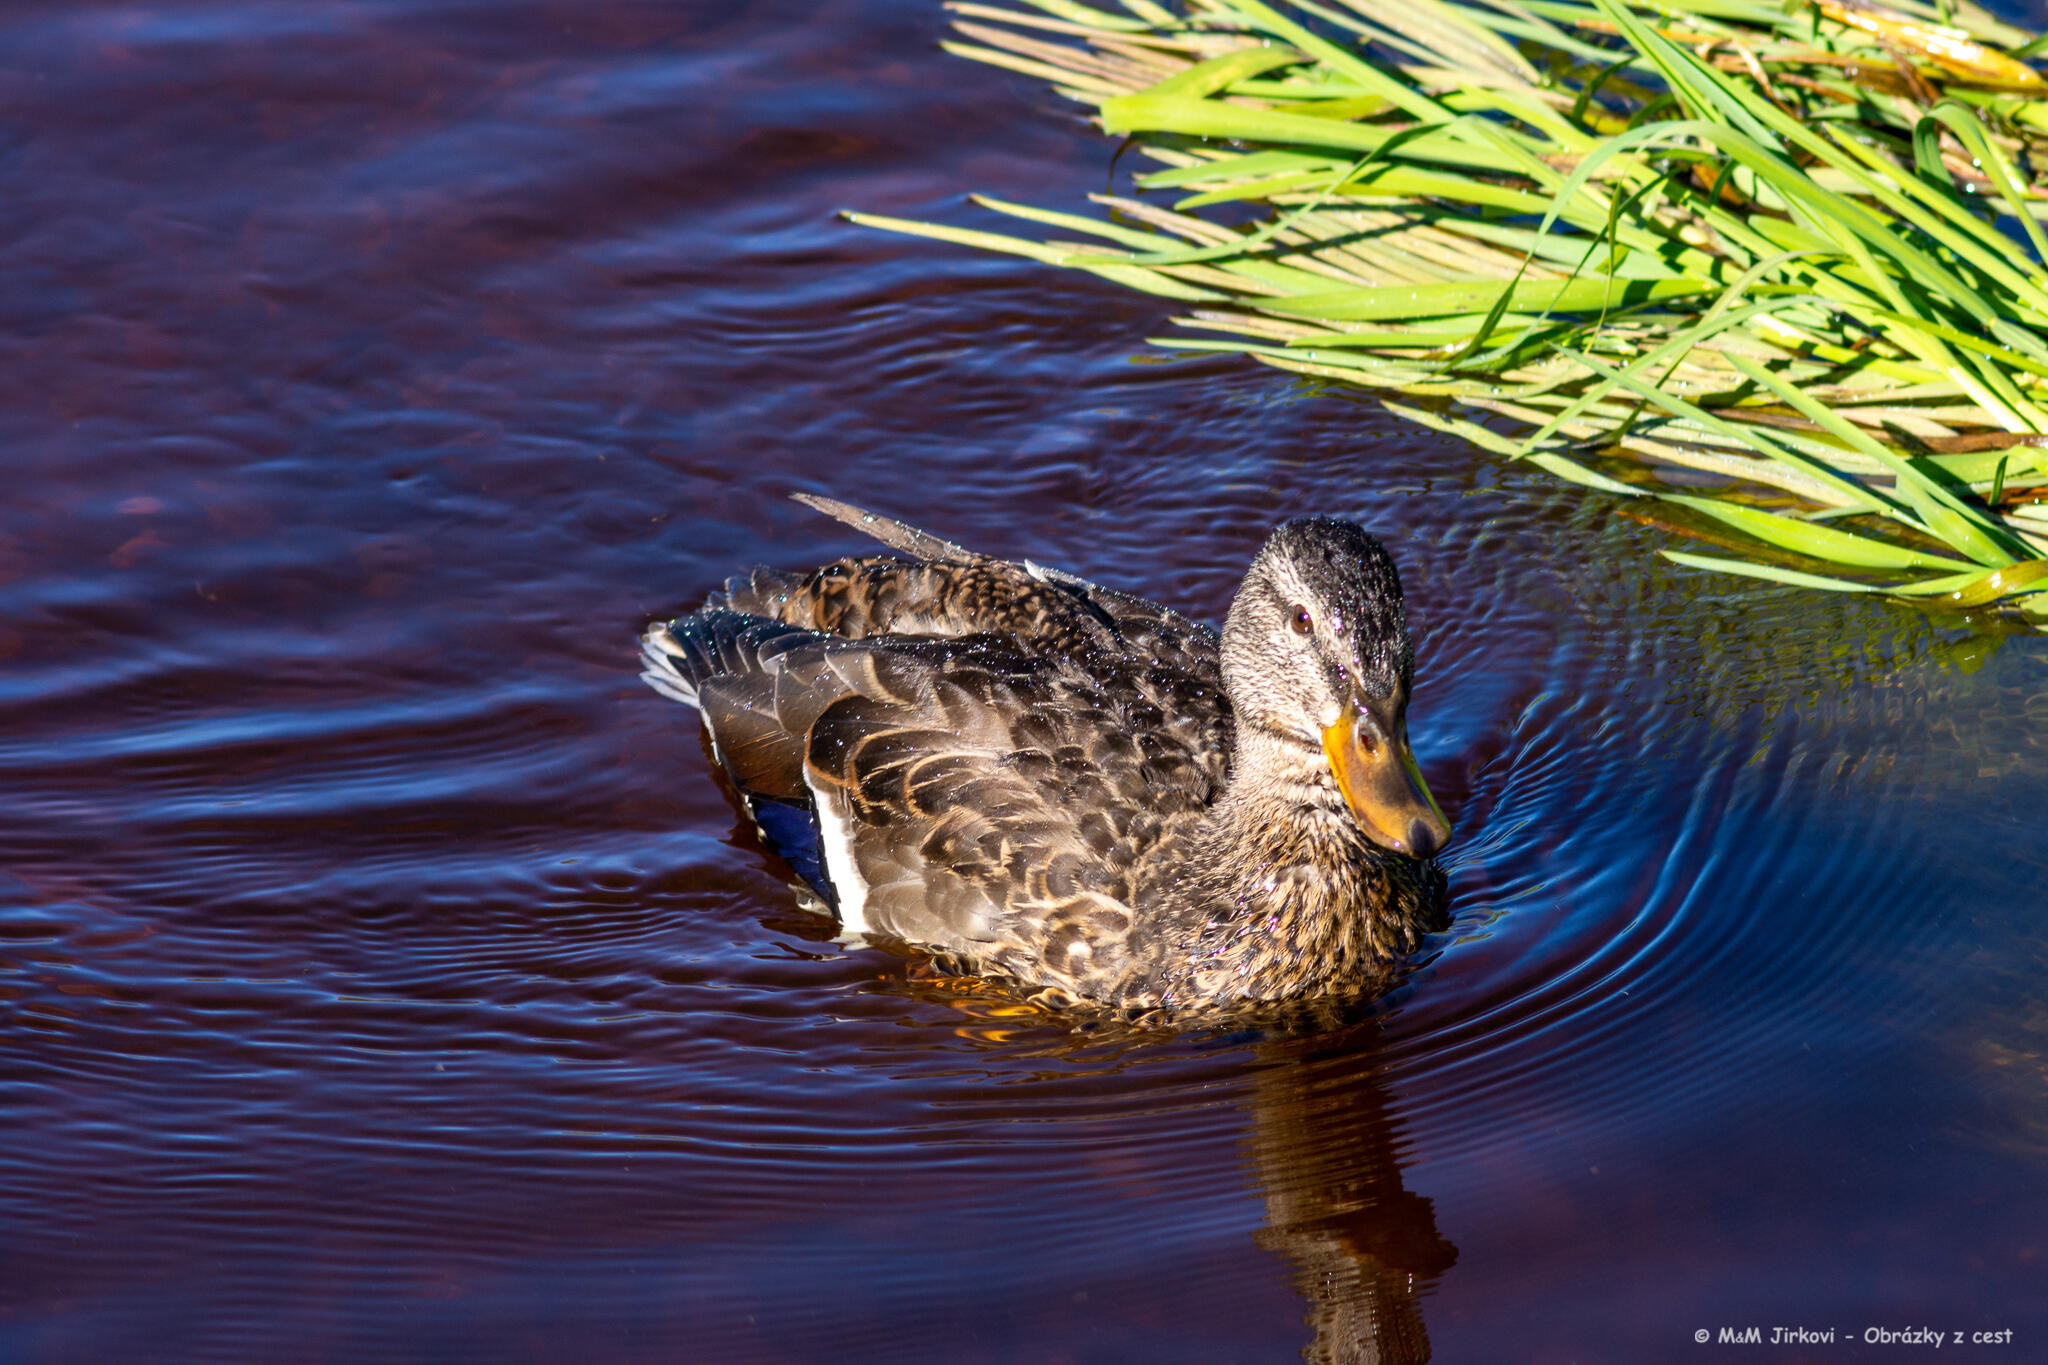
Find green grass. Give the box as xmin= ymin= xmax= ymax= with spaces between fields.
xmin=851 ymin=0 xmax=2048 ymax=623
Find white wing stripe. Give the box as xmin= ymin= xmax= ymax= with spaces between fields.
xmin=810 ymin=779 xmax=870 ymax=935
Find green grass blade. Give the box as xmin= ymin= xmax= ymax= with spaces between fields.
xmin=1660 ymin=550 xmax=1886 ymax=593
xmin=1660 ymin=495 xmax=1978 ymax=571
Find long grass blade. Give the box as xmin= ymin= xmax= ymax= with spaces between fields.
xmin=851 ymin=0 xmax=2048 ymax=629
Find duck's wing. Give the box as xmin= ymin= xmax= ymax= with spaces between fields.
xmin=783 ymin=494 xmax=1220 ymax=669
xmin=643 ymin=609 xmax=973 ymax=911
xmin=643 ymin=608 xmax=1229 ymax=994
xmin=806 ymin=637 xmax=1230 ymax=992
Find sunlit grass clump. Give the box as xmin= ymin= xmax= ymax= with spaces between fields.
xmin=852 ymin=0 xmax=2048 ymax=622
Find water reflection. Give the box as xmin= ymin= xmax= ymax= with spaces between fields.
xmin=883 ymin=965 xmax=1456 ymax=1363
xmin=1248 ymin=1029 xmax=1455 ymax=1365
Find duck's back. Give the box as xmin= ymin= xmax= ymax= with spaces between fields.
xmin=641 ymin=542 xmax=1232 ymax=1000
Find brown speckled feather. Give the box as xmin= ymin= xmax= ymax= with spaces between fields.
xmin=799 ymin=635 xmax=1229 ymax=998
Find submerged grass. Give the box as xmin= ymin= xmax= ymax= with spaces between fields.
xmin=851 ymin=0 xmax=2048 ymax=624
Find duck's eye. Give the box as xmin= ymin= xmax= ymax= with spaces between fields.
xmin=1290 ymin=605 xmax=1314 ymax=635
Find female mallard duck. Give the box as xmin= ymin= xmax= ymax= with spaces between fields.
xmin=640 ymin=494 xmax=1451 ymax=1011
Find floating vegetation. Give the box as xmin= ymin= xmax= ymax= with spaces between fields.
xmin=849 ymin=0 xmax=2048 ymax=623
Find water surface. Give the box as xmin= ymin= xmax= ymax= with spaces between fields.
xmin=3 ymin=2 xmax=2046 ymax=1361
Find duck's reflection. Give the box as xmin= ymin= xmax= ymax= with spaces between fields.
xmin=884 ymin=972 xmax=1460 ymax=1363
xmin=1245 ymin=1026 xmax=1456 ymax=1365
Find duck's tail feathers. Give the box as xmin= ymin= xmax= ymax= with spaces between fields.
xmin=639 ymin=624 xmax=703 ymax=708
xmin=639 ymin=610 xmax=821 ymax=711
xmin=791 ymin=492 xmax=982 ymax=564
xmin=644 ymin=609 xmax=861 ymax=807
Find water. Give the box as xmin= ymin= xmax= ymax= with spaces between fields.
xmin=4 ymin=2 xmax=2047 ymax=1360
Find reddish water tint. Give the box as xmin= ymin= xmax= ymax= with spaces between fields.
xmin=4 ymin=3 xmax=2047 ymax=1361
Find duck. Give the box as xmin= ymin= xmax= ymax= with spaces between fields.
xmin=639 ymin=494 xmax=1452 ymax=1012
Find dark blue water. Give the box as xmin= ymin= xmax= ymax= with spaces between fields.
xmin=3 ymin=2 xmax=2046 ymax=1361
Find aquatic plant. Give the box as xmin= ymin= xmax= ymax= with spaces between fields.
xmin=850 ymin=0 xmax=2048 ymax=623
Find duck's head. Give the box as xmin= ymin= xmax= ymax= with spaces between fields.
xmin=1221 ymin=518 xmax=1451 ymax=860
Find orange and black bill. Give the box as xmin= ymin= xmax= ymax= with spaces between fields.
xmin=1322 ymin=697 xmax=1451 ymax=859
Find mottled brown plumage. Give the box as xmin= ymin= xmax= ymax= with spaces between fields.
xmin=640 ymin=495 xmax=1451 ymax=1013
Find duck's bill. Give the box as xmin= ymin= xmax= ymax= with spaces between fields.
xmin=1322 ymin=700 xmax=1451 ymax=859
